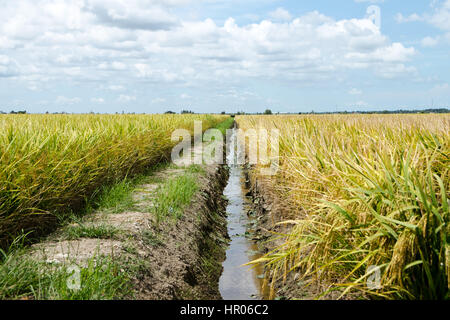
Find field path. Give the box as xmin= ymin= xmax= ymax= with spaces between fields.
xmin=29 ymin=157 xmax=230 ymax=299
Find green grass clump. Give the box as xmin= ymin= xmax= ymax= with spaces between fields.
xmin=90 ymin=179 xmax=137 ymax=214
xmin=0 ymin=249 xmax=130 ymax=300
xmin=214 ymin=117 xmax=235 ymax=135
xmin=186 ymin=164 xmax=207 ymax=175
xmin=153 ymin=173 xmax=199 ymax=224
xmin=63 ymin=224 xmax=120 ymax=240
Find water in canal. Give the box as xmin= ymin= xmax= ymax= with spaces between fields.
xmin=218 ymin=127 xmax=267 ymax=300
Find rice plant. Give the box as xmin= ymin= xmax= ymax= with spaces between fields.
xmin=238 ymin=114 xmax=449 ymax=300
xmin=0 ymin=114 xmax=227 ymax=248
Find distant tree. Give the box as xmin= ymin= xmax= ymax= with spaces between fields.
xmin=264 ymin=109 xmax=273 ymax=115
xmin=165 ymin=111 xmax=176 ymax=114
xmin=221 ymin=111 xmax=226 ymax=115
xmin=181 ymin=110 xmax=194 ymax=114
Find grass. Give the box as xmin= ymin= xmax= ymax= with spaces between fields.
xmin=63 ymin=224 xmax=120 ymax=240
xmin=89 ymin=179 xmax=137 ymax=214
xmin=153 ymin=173 xmax=199 ymax=224
xmin=0 ymin=237 xmax=130 ymax=300
xmin=237 ymin=114 xmax=449 ymax=300
xmin=186 ymin=164 xmax=207 ymax=175
xmin=214 ymin=117 xmax=235 ymax=135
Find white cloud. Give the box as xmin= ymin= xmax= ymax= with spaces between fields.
xmin=428 ymin=0 xmax=450 ymax=31
xmin=99 ymin=61 xmax=127 ymax=70
xmin=352 ymin=100 xmax=369 ymax=107
xmin=118 ymin=94 xmax=136 ymax=102
xmin=269 ymin=8 xmax=292 ymax=21
xmin=151 ymin=97 xmax=166 ymax=104
xmin=0 ymin=55 xmax=19 ymax=77
xmin=421 ymin=36 xmax=439 ymax=47
xmin=55 ymin=96 xmax=81 ymax=105
xmin=429 ymin=83 xmax=450 ymax=95
xmin=108 ymin=85 xmax=125 ymax=91
xmin=91 ymin=97 xmax=105 ymax=103
xmin=374 ymin=64 xmax=417 ymax=79
xmin=85 ymin=0 xmax=180 ymax=31
xmin=0 ymin=0 xmax=418 ymax=91
xmin=349 ymin=88 xmax=362 ymax=95
xmin=397 ymin=0 xmax=450 ymax=46
xmin=395 ymin=13 xmax=423 ymax=23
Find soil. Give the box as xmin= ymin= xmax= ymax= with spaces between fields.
xmin=132 ymin=165 xmax=229 ymax=300
xmin=28 ymin=163 xmax=230 ymax=300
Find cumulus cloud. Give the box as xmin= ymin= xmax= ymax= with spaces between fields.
xmin=118 ymin=94 xmax=136 ymax=102
xmin=421 ymin=36 xmax=439 ymax=47
xmin=269 ymin=8 xmax=292 ymax=21
xmin=397 ymin=0 xmax=450 ymax=46
xmin=395 ymin=13 xmax=424 ymax=23
xmin=428 ymin=0 xmax=450 ymax=31
xmin=0 ymin=55 xmax=19 ymax=77
xmin=0 ymin=0 xmax=417 ymax=92
xmin=85 ymin=0 xmax=179 ymax=30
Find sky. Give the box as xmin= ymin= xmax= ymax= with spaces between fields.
xmin=0 ymin=0 xmax=449 ymax=114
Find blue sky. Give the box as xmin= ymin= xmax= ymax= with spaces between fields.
xmin=0 ymin=0 xmax=449 ymax=114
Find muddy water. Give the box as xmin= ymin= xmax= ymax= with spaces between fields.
xmin=219 ymin=128 xmax=268 ymax=300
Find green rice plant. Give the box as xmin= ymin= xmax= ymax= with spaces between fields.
xmin=0 ymin=114 xmax=228 ymax=248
